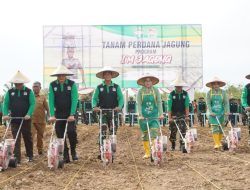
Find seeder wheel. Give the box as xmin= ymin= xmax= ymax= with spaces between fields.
xmin=9 ymin=158 xmax=17 ymax=168
xmin=58 ymin=159 xmax=64 ymax=169
xmin=181 ymin=145 xmax=187 ymax=153
xmin=111 ymin=143 xmax=116 ymax=153
xmin=222 ymin=141 xmax=229 ymax=151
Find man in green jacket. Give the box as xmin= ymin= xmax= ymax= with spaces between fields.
xmin=168 ymin=77 xmax=190 ymax=151
xmin=241 ymin=74 xmax=250 ymax=143
xmin=2 ymin=71 xmax=35 ymax=163
xmin=48 ymin=65 xmax=78 ymax=163
xmin=92 ymin=66 xmax=124 ymax=159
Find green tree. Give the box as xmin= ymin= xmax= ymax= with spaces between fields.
xmin=225 ymin=84 xmax=243 ymax=99
xmin=194 ymin=91 xmax=206 ymax=100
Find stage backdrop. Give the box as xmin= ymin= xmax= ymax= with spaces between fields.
xmin=43 ymin=25 xmax=202 ymax=89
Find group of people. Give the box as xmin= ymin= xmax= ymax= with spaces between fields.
xmin=1 ymin=65 xmax=250 ymax=164
xmin=2 ymin=65 xmax=79 ymax=164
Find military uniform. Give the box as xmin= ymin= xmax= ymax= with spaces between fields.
xmin=168 ymin=90 xmax=190 ymax=150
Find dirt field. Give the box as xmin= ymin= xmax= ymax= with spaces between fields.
xmin=0 ymin=122 xmax=250 ymax=190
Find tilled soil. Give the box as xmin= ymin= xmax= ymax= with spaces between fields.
xmin=0 ymin=123 xmax=250 ymax=190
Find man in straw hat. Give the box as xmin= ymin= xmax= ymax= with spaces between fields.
xmin=168 ymin=76 xmax=190 ymax=151
xmin=2 ymin=71 xmax=36 ymax=163
xmin=137 ymin=74 xmax=164 ymax=159
xmin=48 ymin=65 xmax=79 ymax=163
xmin=241 ymin=74 xmax=250 ymax=143
xmin=92 ymin=66 xmax=124 ymax=159
xmin=206 ymin=76 xmax=229 ymax=150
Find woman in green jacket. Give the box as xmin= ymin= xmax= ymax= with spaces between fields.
xmin=206 ymin=77 xmax=229 ymax=149
xmin=137 ymin=74 xmax=164 ymax=159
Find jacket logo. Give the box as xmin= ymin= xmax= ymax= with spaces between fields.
xmin=183 ymin=95 xmax=186 ymax=99
xmin=11 ymin=92 xmax=15 ymax=96
xmin=67 ymin=86 xmax=71 ymax=90
xmin=112 ymin=88 xmax=116 ymax=92
xmin=100 ymin=88 xmax=104 ymax=92
xmin=23 ymin=92 xmax=28 ymax=96
xmin=173 ymin=96 xmax=176 ymax=99
xmin=54 ymin=87 xmax=57 ymax=91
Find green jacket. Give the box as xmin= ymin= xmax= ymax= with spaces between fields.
xmin=48 ymin=79 xmax=78 ymax=117
xmin=92 ymin=81 xmax=124 ymax=110
xmin=3 ymin=86 xmax=36 ymax=116
xmin=241 ymin=86 xmax=249 ymax=108
xmin=167 ymin=90 xmax=190 ymax=112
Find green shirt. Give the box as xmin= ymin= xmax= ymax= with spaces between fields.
xmin=137 ymin=86 xmax=163 ymax=116
xmin=206 ymin=89 xmax=229 ymax=113
xmin=92 ymin=81 xmax=124 ymax=110
xmin=48 ymin=79 xmax=78 ymax=117
xmin=3 ymin=86 xmax=36 ymax=116
xmin=167 ymin=90 xmax=190 ymax=112
xmin=241 ymin=86 xmax=249 ymax=108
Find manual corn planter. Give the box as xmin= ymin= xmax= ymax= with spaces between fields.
xmin=174 ymin=117 xmax=197 ymax=153
xmin=48 ymin=119 xmax=68 ymax=170
xmin=0 ymin=117 xmax=24 ymax=171
xmin=145 ymin=118 xmax=167 ymax=166
xmin=228 ymin=121 xmax=240 ymax=152
xmin=99 ymin=109 xmax=117 ymax=166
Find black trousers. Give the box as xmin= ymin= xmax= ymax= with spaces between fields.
xmin=55 ymin=120 xmax=77 ymax=155
xmin=98 ymin=111 xmax=118 ymax=146
xmin=11 ymin=120 xmax=33 ymax=162
xmin=169 ymin=119 xmax=187 ymax=145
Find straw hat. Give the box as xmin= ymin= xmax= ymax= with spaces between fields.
xmin=137 ymin=73 xmax=159 ymax=86
xmin=50 ymin=65 xmax=74 ymax=76
xmin=9 ymin=70 xmax=30 ymax=83
xmin=78 ymin=88 xmax=94 ymax=95
xmin=170 ymin=76 xmax=188 ymax=87
xmin=206 ymin=76 xmax=226 ymax=88
xmin=96 ymin=66 xmax=119 ymax=79
xmin=245 ymin=74 xmax=250 ymax=79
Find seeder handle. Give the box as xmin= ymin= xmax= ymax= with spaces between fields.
xmin=214 ymin=116 xmax=227 ymax=137
xmin=49 ymin=119 xmax=68 ymax=143
xmin=145 ymin=118 xmax=153 ymax=150
xmin=172 ymin=116 xmax=190 ymax=130
xmin=173 ymin=119 xmax=186 ymax=142
xmin=14 ymin=119 xmax=24 ymax=144
xmin=2 ymin=120 xmax=12 ymax=141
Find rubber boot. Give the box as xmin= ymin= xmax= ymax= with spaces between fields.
xmin=212 ymin=134 xmax=220 ymax=149
xmin=143 ymin=141 xmax=150 ymax=159
xmin=171 ymin=141 xmax=176 ymax=151
xmin=218 ymin=133 xmax=223 ymax=147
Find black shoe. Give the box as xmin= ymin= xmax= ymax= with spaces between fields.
xmin=38 ymin=150 xmax=43 ymax=155
xmin=64 ymin=157 xmax=70 ymax=163
xmin=72 ymin=153 xmax=78 ymax=161
xmin=28 ymin=157 xmax=33 ymax=162
xmin=171 ymin=142 xmax=175 ymax=151
xmin=97 ymin=154 xmax=101 ymax=160
xmin=64 ymin=151 xmax=70 ymax=163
